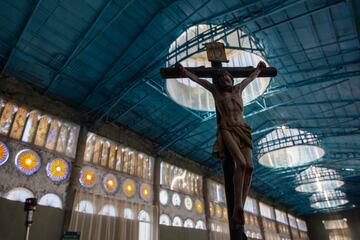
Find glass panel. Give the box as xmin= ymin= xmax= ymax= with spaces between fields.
xmin=34 ymin=115 xmax=50 ymax=146
xmin=84 ymin=133 xmax=96 ymax=162
xmin=9 ymin=106 xmax=28 ymax=140
xmin=115 ymin=145 xmax=123 ymax=171
xmin=45 ymin=120 xmax=60 ymax=150
xmin=0 ymin=101 xmax=16 ymax=135
xmin=100 ymin=141 xmax=109 ymax=167
xmin=129 ymin=150 xmax=136 ymax=175
xmin=137 ymin=153 xmax=144 ymax=178
xmin=122 ymin=148 xmax=130 ymax=173
xmin=259 ymin=202 xmax=274 ymax=219
xmin=56 ymin=124 xmax=69 ymax=153
xmin=108 ymin=143 xmax=116 ymax=169
xmin=22 ymin=111 xmax=40 ymax=143
xmin=65 ymin=125 xmax=80 ymax=158
xmin=92 ymin=138 xmax=102 ymax=164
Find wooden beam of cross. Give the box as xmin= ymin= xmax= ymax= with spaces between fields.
xmin=160 ymin=42 xmax=277 ymax=79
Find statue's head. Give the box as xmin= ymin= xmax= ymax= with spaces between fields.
xmin=214 ymin=69 xmax=234 ymax=91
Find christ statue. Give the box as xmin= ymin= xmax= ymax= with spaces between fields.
xmin=175 ymin=60 xmax=266 ymax=235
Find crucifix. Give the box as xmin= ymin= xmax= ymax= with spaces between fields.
xmin=160 ymin=42 xmax=277 ymax=240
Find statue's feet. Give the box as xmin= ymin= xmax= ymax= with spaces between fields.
xmin=229 ymin=209 xmax=245 ymax=230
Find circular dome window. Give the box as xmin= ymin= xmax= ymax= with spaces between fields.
xmin=166 ymin=25 xmax=271 ymax=112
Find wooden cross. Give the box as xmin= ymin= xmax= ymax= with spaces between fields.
xmin=160 ymin=42 xmax=277 ymax=79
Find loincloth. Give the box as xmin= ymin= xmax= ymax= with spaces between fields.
xmin=213 ymin=124 xmax=252 ymax=160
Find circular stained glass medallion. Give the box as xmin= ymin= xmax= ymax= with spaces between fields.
xmin=159 ymin=214 xmax=171 ymax=226
xmin=46 ymin=158 xmax=70 ymax=182
xmin=159 ymin=189 xmax=169 ymax=205
xmin=195 ymin=199 xmax=204 ymax=213
xmin=172 ymin=193 xmax=181 ymax=207
xmin=215 ymin=204 xmax=222 ymax=218
xmin=172 ymin=216 xmax=183 ymax=227
xmin=123 ymin=179 xmax=136 ymax=198
xmin=184 ymin=196 xmax=193 ymax=210
xmin=15 ymin=149 xmax=41 ymax=175
xmin=79 ymin=167 xmax=97 ymax=188
xmin=140 ymin=183 xmax=153 ymax=202
xmin=0 ymin=141 xmax=9 ymax=166
xmin=103 ymin=173 xmax=118 ymax=194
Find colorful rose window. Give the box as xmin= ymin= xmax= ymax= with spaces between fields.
xmin=79 ymin=167 xmax=97 ymax=188
xmin=15 ymin=149 xmax=41 ymax=175
xmin=46 ymin=158 xmax=70 ymax=182
xmin=0 ymin=141 xmax=9 ymax=166
xmin=140 ymin=183 xmax=153 ymax=202
xmin=215 ymin=204 xmax=222 ymax=218
xmin=102 ymin=173 xmax=118 ymax=194
xmin=195 ymin=199 xmax=204 ymax=213
xmin=122 ymin=178 xmax=136 ymax=198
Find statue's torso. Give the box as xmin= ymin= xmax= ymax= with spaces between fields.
xmin=213 ymin=87 xmax=248 ymax=128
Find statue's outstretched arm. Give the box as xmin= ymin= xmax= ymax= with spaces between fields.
xmin=175 ymin=62 xmax=214 ymax=92
xmin=236 ymin=61 xmax=266 ymax=90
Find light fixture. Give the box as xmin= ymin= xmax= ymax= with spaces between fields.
xmin=295 ymin=166 xmax=344 ymax=192
xmin=257 ymin=128 xmax=325 ymax=168
xmin=310 ymin=190 xmax=348 ymax=209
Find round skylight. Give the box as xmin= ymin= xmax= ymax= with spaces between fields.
xmin=166 ymin=25 xmax=271 ymax=112
xmin=310 ymin=190 xmax=348 ymax=209
xmin=257 ymin=128 xmax=325 ymax=168
xmin=295 ymin=166 xmax=344 ymax=193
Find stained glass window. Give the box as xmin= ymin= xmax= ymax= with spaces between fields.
xmin=123 ymin=208 xmax=135 ymax=219
xmin=98 ymin=204 xmax=118 ymax=217
xmin=0 ymin=98 xmax=80 ymax=158
xmin=4 ymin=187 xmax=34 ymax=203
xmin=138 ymin=210 xmax=151 ymax=240
xmin=38 ymin=193 xmax=63 ymax=209
xmin=83 ymin=132 xmax=154 ymax=180
xmin=160 ymin=162 xmax=202 ymax=196
xmin=75 ymin=200 xmax=95 ymax=214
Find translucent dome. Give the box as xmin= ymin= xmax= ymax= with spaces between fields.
xmin=257 ymin=128 xmax=325 ymax=168
xmin=310 ymin=190 xmax=348 ymax=209
xmin=295 ymin=166 xmax=344 ymax=193
xmin=166 ymin=25 xmax=270 ymax=112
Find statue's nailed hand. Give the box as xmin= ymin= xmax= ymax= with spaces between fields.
xmin=256 ymin=61 xmax=266 ymax=70
xmin=175 ymin=62 xmax=186 ymax=76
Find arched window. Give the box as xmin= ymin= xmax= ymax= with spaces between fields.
xmin=159 ymin=214 xmax=171 ymax=226
xmin=184 ymin=219 xmax=194 ymax=228
xmin=138 ymin=210 xmax=151 ymax=240
xmin=74 ymin=200 xmax=95 ymax=214
xmin=98 ymin=204 xmax=118 ymax=217
xmin=38 ymin=193 xmax=63 ymax=209
xmin=3 ymin=187 xmax=34 ymax=202
xmin=195 ymin=220 xmax=206 ymax=230
xmin=123 ymin=208 xmax=135 ymax=220
xmin=172 ymin=216 xmax=183 ymax=227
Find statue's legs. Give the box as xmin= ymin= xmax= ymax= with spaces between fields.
xmin=221 ymin=130 xmax=249 ymax=228
xmin=241 ymin=147 xmax=253 ymax=210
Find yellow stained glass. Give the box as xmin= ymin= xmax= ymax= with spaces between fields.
xmin=92 ymin=138 xmax=101 ymax=164
xmin=22 ymin=111 xmax=40 ymax=143
xmin=195 ymin=200 xmax=203 ymax=213
xmin=208 ymin=202 xmax=214 ymax=216
xmin=0 ymin=101 xmax=16 ymax=135
xmin=46 ymin=158 xmax=69 ymax=182
xmin=9 ymin=106 xmax=28 ymax=140
xmin=108 ymin=144 xmax=116 ymax=169
xmin=103 ymin=174 xmax=118 ymax=193
xmin=15 ymin=149 xmax=41 ymax=175
xmin=34 ymin=116 xmax=50 ymax=146
xmin=80 ymin=168 xmax=96 ymax=188
xmin=56 ymin=124 xmax=69 ymax=153
xmin=45 ymin=120 xmax=60 ymax=150
xmin=140 ymin=183 xmax=152 ymax=201
xmin=123 ymin=179 xmax=136 ymax=197
xmin=100 ymin=141 xmax=109 ymax=167
xmin=215 ymin=204 xmax=222 ymax=218
xmin=223 ymin=207 xmax=228 ymax=220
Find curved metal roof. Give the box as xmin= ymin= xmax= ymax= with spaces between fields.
xmin=0 ymin=0 xmax=359 ymax=215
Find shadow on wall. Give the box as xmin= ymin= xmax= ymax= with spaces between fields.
xmin=0 ymin=197 xmax=64 ymax=240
